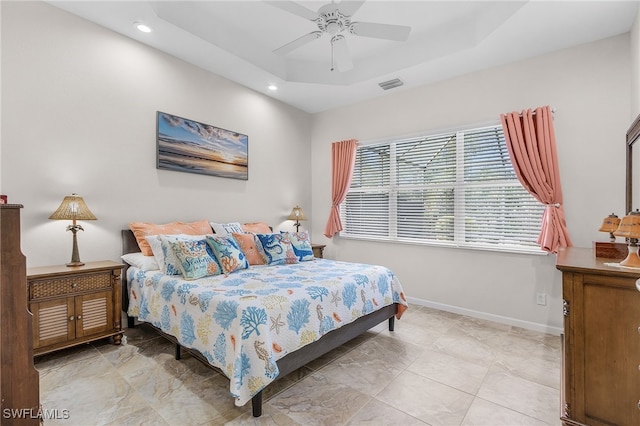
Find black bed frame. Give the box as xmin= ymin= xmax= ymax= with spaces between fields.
xmin=120 ymin=229 xmax=398 ymax=417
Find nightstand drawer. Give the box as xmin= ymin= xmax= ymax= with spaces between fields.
xmin=29 ymin=272 xmax=112 ymax=300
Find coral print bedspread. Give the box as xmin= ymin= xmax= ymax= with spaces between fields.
xmin=127 ymin=258 xmax=408 ymax=406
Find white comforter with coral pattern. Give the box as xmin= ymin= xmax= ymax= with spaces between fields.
xmin=126 ymin=258 xmax=407 ymax=406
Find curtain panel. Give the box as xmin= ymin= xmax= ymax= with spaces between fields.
xmin=324 ymin=139 xmax=358 ymax=238
xmin=500 ymin=106 xmax=572 ymax=253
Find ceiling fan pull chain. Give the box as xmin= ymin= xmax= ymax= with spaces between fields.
xmin=330 ymin=38 xmax=335 ymax=72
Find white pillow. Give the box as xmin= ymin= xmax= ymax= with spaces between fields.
xmin=121 ymin=252 xmax=159 ymax=271
xmin=209 ymin=221 xmax=243 ymax=236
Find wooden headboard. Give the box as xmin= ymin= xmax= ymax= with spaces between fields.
xmin=122 ymin=229 xmax=140 ymax=255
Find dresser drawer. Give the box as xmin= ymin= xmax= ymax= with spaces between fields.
xmin=29 ymin=272 xmax=112 ymax=300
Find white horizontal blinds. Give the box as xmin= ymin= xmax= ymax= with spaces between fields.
xmin=396 ymin=133 xmax=456 ymax=241
xmin=341 ymin=123 xmax=544 ymax=252
xmin=460 ymin=126 xmax=544 ymax=248
xmin=342 ymin=145 xmax=390 ymax=236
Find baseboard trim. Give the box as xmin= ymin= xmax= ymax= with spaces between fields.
xmin=406 ymin=296 xmax=563 ymax=336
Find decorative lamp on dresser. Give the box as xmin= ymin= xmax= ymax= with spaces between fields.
xmin=0 ymin=204 xmax=41 ymax=425
xmin=27 ymin=261 xmax=124 ymax=356
xmin=556 ymin=247 xmax=640 ymax=426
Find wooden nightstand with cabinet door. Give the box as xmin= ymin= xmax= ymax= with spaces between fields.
xmin=27 ymin=261 xmax=124 ymax=356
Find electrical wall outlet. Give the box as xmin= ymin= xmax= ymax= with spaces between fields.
xmin=536 ymin=293 xmax=547 ymax=306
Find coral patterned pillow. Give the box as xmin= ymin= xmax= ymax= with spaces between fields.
xmin=129 ymin=220 xmax=212 ymax=256
xmin=282 ymin=231 xmax=314 ymax=261
xmin=232 ymin=233 xmax=266 ymax=265
xmin=255 ymin=233 xmax=299 ymax=265
xmin=160 ymin=235 xmax=222 ymax=280
xmin=205 ymin=235 xmax=250 ymax=274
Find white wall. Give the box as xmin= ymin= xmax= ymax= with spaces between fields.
xmin=1 ymin=1 xmax=311 ymax=267
xmin=310 ymin=35 xmax=631 ymax=334
xmin=632 ymin=10 xmax=640 ymax=117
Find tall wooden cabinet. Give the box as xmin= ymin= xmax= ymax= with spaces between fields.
xmin=0 ymin=204 xmax=41 ymax=425
xmin=556 ymin=247 xmax=640 ymax=426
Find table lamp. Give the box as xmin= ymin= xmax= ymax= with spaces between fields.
xmin=598 ymin=213 xmax=621 ymax=242
xmin=49 ymin=193 xmax=97 ymax=267
xmin=288 ymin=205 xmax=307 ymax=232
xmin=613 ymin=210 xmax=640 ymax=267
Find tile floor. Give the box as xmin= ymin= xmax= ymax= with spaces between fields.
xmin=36 ymin=306 xmax=562 ymax=425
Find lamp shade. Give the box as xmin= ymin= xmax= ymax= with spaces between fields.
xmin=288 ymin=206 xmax=307 ymax=222
xmin=598 ymin=213 xmax=621 ymax=233
xmin=49 ymin=193 xmax=97 ymax=221
xmin=613 ymin=210 xmax=640 ymax=239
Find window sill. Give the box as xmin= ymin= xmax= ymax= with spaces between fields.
xmin=338 ymin=234 xmax=548 ymax=256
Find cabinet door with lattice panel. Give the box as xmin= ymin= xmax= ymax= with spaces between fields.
xmin=31 ymin=297 xmax=75 ymax=349
xmin=74 ymin=291 xmax=113 ymax=338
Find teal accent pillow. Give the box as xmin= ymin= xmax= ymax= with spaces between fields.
xmin=282 ymin=231 xmax=314 ymax=261
xmin=256 ymin=233 xmax=299 ymax=265
xmin=160 ymin=235 xmax=222 ymax=280
xmin=205 ymin=235 xmax=250 ymax=274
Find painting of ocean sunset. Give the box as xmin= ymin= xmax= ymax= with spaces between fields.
xmin=156 ymin=111 xmax=248 ymax=180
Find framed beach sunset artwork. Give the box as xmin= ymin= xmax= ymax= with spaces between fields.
xmin=156 ymin=112 xmax=248 ymax=180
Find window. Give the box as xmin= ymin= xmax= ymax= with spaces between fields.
xmin=340 ymin=124 xmax=545 ymax=252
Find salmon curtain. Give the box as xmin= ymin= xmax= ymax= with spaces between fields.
xmin=324 ymin=139 xmax=358 ymax=238
xmin=500 ymin=106 xmax=572 ymax=253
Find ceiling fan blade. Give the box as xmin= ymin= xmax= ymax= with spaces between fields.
xmin=349 ymin=21 xmax=411 ymax=41
xmin=274 ymin=31 xmax=323 ymax=55
xmin=338 ymin=1 xmax=366 ymax=17
xmin=331 ymin=35 xmax=353 ymax=72
xmin=264 ymin=1 xmax=319 ymax=20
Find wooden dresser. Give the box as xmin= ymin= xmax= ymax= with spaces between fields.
xmin=0 ymin=205 xmax=41 ymax=425
xmin=27 ymin=261 xmax=124 ymax=356
xmin=556 ymin=247 xmax=640 ymax=426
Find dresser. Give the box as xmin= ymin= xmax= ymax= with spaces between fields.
xmin=0 ymin=205 xmax=40 ymax=425
xmin=556 ymin=247 xmax=640 ymax=426
xmin=27 ymin=261 xmax=124 ymax=356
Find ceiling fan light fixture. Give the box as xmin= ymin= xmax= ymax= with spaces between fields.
xmin=378 ymin=78 xmax=404 ymax=90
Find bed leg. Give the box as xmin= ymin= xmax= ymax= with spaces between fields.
xmin=388 ymin=316 xmax=395 ymax=331
xmin=175 ymin=344 xmax=181 ymax=360
xmin=251 ymin=391 xmax=263 ymax=417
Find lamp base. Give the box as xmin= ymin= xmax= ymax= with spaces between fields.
xmin=619 ymin=243 xmax=640 ymax=268
xmin=66 ymin=261 xmax=85 ymax=267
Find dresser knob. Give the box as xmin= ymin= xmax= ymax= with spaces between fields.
xmin=637 ymin=400 xmax=640 ymax=410
xmin=76 ymin=315 xmax=82 ymax=320
xmin=68 ymin=315 xmax=74 ymax=321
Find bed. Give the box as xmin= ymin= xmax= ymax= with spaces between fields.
xmin=120 ymin=229 xmax=408 ymax=417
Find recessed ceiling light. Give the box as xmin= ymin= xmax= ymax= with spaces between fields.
xmin=134 ymin=22 xmax=152 ymax=33
xmin=268 ymin=85 xmax=278 ymax=91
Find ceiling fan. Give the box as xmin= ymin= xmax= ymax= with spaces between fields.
xmin=267 ymin=0 xmax=411 ymax=72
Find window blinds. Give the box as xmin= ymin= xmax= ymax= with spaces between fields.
xmin=341 ymin=124 xmax=544 ymax=251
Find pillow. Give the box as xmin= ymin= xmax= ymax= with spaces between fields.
xmin=232 ymin=233 xmax=266 ymax=266
xmin=282 ymin=231 xmax=314 ymax=261
xmin=242 ymin=222 xmax=272 ymax=234
xmin=255 ymin=233 xmax=299 ymax=265
xmin=146 ymin=234 xmax=206 ymax=275
xmin=205 ymin=235 xmax=250 ymax=274
xmin=120 ymin=252 xmax=160 ymax=271
xmin=210 ymin=221 xmax=244 ymax=236
xmin=129 ymin=220 xmax=212 ymax=256
xmin=160 ymin=235 xmax=222 ymax=280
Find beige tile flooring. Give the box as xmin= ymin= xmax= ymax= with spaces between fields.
xmin=36 ymin=306 xmax=562 ymax=425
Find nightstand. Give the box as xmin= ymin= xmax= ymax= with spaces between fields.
xmin=27 ymin=261 xmax=124 ymax=356
xmin=311 ymin=244 xmax=326 ymax=259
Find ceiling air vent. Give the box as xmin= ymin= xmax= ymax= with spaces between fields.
xmin=378 ymin=78 xmax=404 ymax=91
